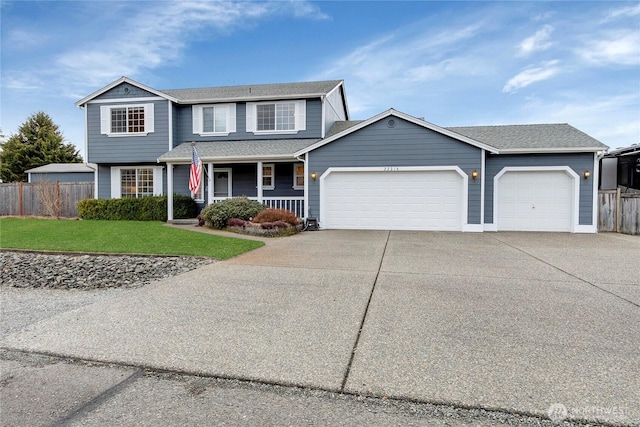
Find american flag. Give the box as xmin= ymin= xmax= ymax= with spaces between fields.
xmin=189 ymin=145 xmax=202 ymax=194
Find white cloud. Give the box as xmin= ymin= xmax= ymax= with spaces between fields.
xmin=602 ymin=4 xmax=640 ymax=22
xmin=502 ymin=60 xmax=561 ymax=93
xmin=517 ymin=25 xmax=554 ymax=57
xmin=4 ymin=29 xmax=49 ymax=50
xmin=577 ymin=30 xmax=640 ymax=66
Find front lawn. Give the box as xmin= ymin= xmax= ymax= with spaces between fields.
xmin=0 ymin=218 xmax=264 ymax=259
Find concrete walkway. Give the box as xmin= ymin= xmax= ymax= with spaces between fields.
xmin=2 ymin=230 xmax=639 ymax=425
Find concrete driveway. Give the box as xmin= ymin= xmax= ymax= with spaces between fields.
xmin=2 ymin=230 xmax=639 ymax=425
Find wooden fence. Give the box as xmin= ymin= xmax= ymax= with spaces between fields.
xmin=598 ymin=189 xmax=640 ymax=235
xmin=0 ymin=182 xmax=94 ymax=218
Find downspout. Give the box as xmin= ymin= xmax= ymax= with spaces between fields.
xmin=296 ymin=154 xmax=308 ymax=219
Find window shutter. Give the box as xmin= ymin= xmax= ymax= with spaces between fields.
xmin=145 ymin=103 xmax=155 ymax=133
xmin=296 ymin=100 xmax=306 ymax=131
xmin=228 ymin=104 xmax=236 ymax=133
xmin=246 ymin=103 xmax=255 ymax=132
xmin=100 ymin=106 xmax=110 ymax=135
xmin=110 ymin=168 xmax=120 ymax=198
xmin=192 ymin=106 xmax=202 ymax=134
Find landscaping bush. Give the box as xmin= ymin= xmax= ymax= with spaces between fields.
xmin=199 ymin=197 xmax=266 ymax=229
xmin=77 ymin=194 xmax=197 ymax=221
xmin=227 ymin=218 xmax=246 ymax=227
xmin=252 ymin=208 xmax=299 ymax=226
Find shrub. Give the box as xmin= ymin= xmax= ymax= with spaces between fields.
xmin=260 ymin=222 xmax=274 ymax=229
xmin=227 ymin=218 xmax=246 ymax=227
xmin=200 ymin=197 xmax=266 ymax=229
xmin=272 ymin=221 xmax=288 ymax=228
xmin=252 ymin=208 xmax=299 ymax=226
xmin=77 ymin=194 xmax=197 ymax=221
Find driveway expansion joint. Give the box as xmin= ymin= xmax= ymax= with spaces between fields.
xmin=340 ymin=230 xmax=391 ymax=392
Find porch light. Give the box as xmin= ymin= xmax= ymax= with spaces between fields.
xmin=471 ymin=170 xmax=479 ymax=180
xmin=584 ymin=170 xmax=590 ymax=180
xmin=311 ymin=172 xmax=317 ymax=181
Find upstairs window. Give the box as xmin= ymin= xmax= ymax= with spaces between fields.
xmin=100 ymin=104 xmax=154 ymax=137
xmin=246 ymin=100 xmax=306 ymax=134
xmin=192 ymin=104 xmax=236 ymax=136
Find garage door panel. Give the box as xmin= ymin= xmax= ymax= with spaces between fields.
xmin=497 ymin=171 xmax=573 ymax=232
xmin=323 ymin=170 xmax=464 ymax=231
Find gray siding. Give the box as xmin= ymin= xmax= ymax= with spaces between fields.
xmin=30 ymin=172 xmax=94 ymax=183
xmin=95 ymin=83 xmax=157 ymax=100
xmin=484 ymin=153 xmax=595 ymax=225
xmin=176 ymin=98 xmax=323 ymax=143
xmin=307 ymin=117 xmax=483 ymax=223
xmin=86 ymin=100 xmax=170 ymax=164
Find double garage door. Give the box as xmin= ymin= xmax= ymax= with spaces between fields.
xmin=322 ymin=169 xmax=464 ymax=231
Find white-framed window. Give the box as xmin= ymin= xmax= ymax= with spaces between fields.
xmin=100 ymin=104 xmax=155 ymax=137
xmin=246 ymin=100 xmax=306 ymax=134
xmin=110 ymin=166 xmax=163 ymax=198
xmin=192 ymin=104 xmax=236 ymax=136
xmin=262 ymin=163 xmax=275 ymax=190
xmin=293 ymin=163 xmax=304 ymax=190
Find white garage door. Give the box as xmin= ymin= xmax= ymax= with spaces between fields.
xmin=496 ymin=170 xmax=574 ymax=232
xmin=322 ymin=170 xmax=464 ymax=230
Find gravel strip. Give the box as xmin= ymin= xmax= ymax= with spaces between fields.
xmin=0 ymin=251 xmax=213 ymax=290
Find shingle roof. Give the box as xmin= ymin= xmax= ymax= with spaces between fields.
xmin=160 ymin=80 xmax=343 ymax=103
xmin=446 ymin=123 xmax=607 ymax=151
xmin=159 ymin=139 xmax=321 ymax=162
xmin=26 ymin=163 xmax=95 ymax=173
xmin=326 ymin=120 xmax=607 ymax=152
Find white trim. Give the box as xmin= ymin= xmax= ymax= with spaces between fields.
xmin=480 ymin=149 xmax=486 ymax=226
xmin=84 ymin=106 xmax=89 ymax=164
xmin=321 ymin=95 xmax=326 ymax=138
xmin=94 ymin=166 xmax=99 ymax=199
xmin=167 ymin=100 xmax=173 ymax=151
xmin=167 ymin=164 xmax=174 ymax=221
xmin=462 ymin=224 xmax=483 ymax=232
xmin=257 ymin=161 xmax=263 ymax=203
xmin=246 ymin=100 xmax=306 ymax=135
xmin=298 ymin=153 xmax=309 ymax=219
xmin=100 ymin=103 xmax=154 ymax=137
xmin=109 ymin=166 xmax=164 ymax=199
xmin=591 ymin=152 xmax=599 ymax=232
xmin=493 ymin=166 xmax=580 ymax=232
xmin=207 ymin=163 xmax=214 ymax=204
xmin=88 ymin=96 xmax=165 ymax=104
xmin=484 ymin=223 xmax=498 ymax=232
xmin=262 ymin=163 xmax=275 ymax=190
xmin=319 ymin=166 xmax=469 ymax=231
xmin=295 ymin=108 xmax=499 ymax=157
xmin=498 ymin=147 xmax=606 ymax=154
xmin=212 ymin=168 xmax=232 ymax=200
xmin=76 ymin=76 xmax=178 ymax=106
xmin=192 ymin=103 xmax=236 ymax=136
xmin=574 ymin=224 xmax=597 ymax=233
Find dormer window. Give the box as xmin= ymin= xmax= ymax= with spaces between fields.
xmin=246 ymin=100 xmax=306 ymax=134
xmin=100 ymin=104 xmax=155 ymax=137
xmin=193 ymin=104 xmax=236 ymax=136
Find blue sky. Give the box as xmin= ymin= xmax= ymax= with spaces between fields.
xmin=1 ymin=0 xmax=639 ymax=159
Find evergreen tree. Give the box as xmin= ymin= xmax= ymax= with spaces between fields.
xmin=0 ymin=112 xmax=82 ymax=182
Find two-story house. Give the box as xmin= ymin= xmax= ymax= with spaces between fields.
xmin=77 ymin=77 xmax=607 ymax=232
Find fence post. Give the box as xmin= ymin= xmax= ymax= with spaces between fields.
xmin=19 ymin=181 xmax=23 ymax=216
xmin=56 ymin=181 xmax=61 ymax=218
xmin=616 ymin=188 xmax=621 ymax=233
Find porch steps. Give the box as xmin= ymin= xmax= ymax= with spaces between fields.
xmin=168 ymin=218 xmax=199 ymax=225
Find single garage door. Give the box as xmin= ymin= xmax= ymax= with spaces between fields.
xmin=496 ymin=170 xmax=574 ymax=232
xmin=322 ymin=169 xmax=464 ymax=230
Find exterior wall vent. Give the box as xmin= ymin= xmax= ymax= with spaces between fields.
xmin=387 ymin=119 xmax=396 ymax=128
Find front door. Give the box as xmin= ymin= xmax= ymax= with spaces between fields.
xmin=213 ymin=169 xmax=232 ymax=198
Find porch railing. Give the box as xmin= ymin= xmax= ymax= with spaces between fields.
xmin=210 ymin=197 xmax=305 ymax=218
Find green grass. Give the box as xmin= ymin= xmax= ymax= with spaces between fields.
xmin=0 ymin=218 xmax=264 ymax=259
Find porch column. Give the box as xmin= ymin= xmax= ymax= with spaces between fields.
xmin=257 ymin=161 xmax=263 ymax=203
xmin=167 ymin=164 xmax=174 ymax=221
xmin=207 ymin=163 xmax=213 ymax=204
